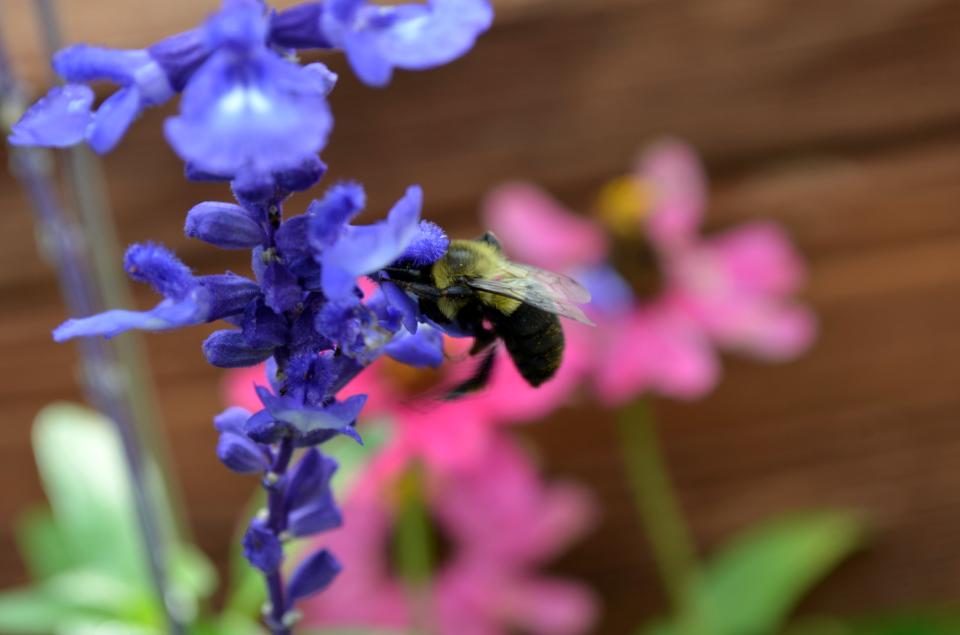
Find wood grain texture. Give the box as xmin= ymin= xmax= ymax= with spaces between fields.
xmin=2 ymin=1 xmax=960 ymax=634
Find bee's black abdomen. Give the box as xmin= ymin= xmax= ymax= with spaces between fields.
xmin=491 ymin=303 xmax=565 ymax=387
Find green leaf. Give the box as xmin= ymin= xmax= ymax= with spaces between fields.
xmin=32 ymin=403 xmax=152 ymax=588
xmin=684 ymin=511 xmax=864 ymax=635
xmin=783 ymin=613 xmax=960 ymax=635
xmin=14 ymin=507 xmax=73 ymax=580
xmin=0 ymin=589 xmax=72 ymax=634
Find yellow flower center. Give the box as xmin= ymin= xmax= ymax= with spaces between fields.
xmin=595 ymin=175 xmax=655 ymax=239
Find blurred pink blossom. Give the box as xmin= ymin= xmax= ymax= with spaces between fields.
xmin=302 ymin=435 xmax=598 ymax=635
xmin=484 ymin=139 xmax=816 ymax=405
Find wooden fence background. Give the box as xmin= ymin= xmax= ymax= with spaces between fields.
xmin=2 ymin=1 xmax=960 ymax=633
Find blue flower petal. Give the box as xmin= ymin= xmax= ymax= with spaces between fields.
xmin=258 ymin=386 xmax=367 ymax=436
xmin=307 ymin=181 xmax=366 ymax=248
xmin=286 ymin=549 xmax=341 ymax=604
xmin=384 ymin=323 xmax=443 ymax=367
xmin=203 ymin=0 xmax=269 ymax=52
xmin=87 ymin=86 xmax=142 ymax=153
xmin=164 ymin=48 xmax=332 ymax=178
xmin=320 ymin=186 xmax=422 ymax=299
xmin=213 ymin=406 xmax=253 ymax=433
xmin=381 ymin=280 xmax=418 ymax=334
xmin=323 ymin=0 xmax=492 ymax=86
xmin=573 ymin=263 xmax=635 ymax=315
xmin=53 ymin=293 xmax=208 ymax=341
xmin=375 ymin=0 xmax=493 ymax=70
xmin=8 ymin=84 xmax=94 ymax=148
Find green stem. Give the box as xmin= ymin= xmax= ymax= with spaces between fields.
xmin=617 ymin=398 xmax=698 ymax=613
xmin=393 ymin=470 xmax=435 ymax=635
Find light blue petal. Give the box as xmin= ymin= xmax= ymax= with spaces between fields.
xmin=87 ymin=86 xmax=142 ymax=153
xmin=53 ymin=296 xmax=206 ymax=342
xmin=321 ymin=186 xmax=422 ymax=291
xmin=384 ymin=324 xmax=443 ymax=367
xmin=377 ymin=0 xmax=492 ymax=69
xmin=264 ymin=392 xmax=368 ymax=435
xmin=8 ymin=84 xmax=94 ymax=148
xmin=343 ymin=27 xmax=393 ymax=87
xmin=164 ymin=49 xmax=332 ymax=176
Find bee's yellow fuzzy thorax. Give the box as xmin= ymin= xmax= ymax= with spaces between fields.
xmin=432 ymin=239 xmax=521 ymax=319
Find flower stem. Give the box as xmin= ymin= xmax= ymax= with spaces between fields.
xmin=617 ymin=398 xmax=698 ymax=613
xmin=264 ymin=437 xmax=295 ymax=635
xmin=0 ymin=12 xmax=185 ymax=635
xmin=394 ymin=469 xmax=435 ymax=635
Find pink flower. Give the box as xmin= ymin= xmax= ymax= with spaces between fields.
xmin=302 ymin=435 xmax=598 ymax=635
xmin=484 ymin=139 xmax=816 ymax=405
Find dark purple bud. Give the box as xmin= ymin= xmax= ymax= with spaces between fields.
xmin=203 ymin=329 xmax=275 ymax=368
xmin=242 ymin=300 xmax=288 ymax=348
xmin=242 ymin=522 xmax=283 ymax=573
xmin=197 ymin=274 xmax=261 ymax=320
xmin=275 ymin=155 xmax=327 ymax=193
xmin=213 ymin=406 xmax=251 ymax=433
xmin=288 ymin=496 xmax=342 ymax=537
xmin=185 ymin=201 xmax=265 ymax=249
xmin=270 ymin=2 xmax=332 ymax=49
xmin=287 ymin=549 xmax=341 ymax=604
xmin=284 ymin=449 xmax=338 ymax=511
xmin=217 ymin=431 xmax=271 ymax=473
xmin=148 ymin=28 xmax=210 ymax=91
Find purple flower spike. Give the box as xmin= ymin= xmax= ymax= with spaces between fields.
xmin=29 ymin=0 xmax=497 ymax=629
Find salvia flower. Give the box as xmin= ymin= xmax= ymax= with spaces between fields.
xmin=484 ymin=139 xmax=816 ymax=404
xmin=9 ymin=0 xmax=492 ymax=179
xmin=19 ymin=1 xmax=492 ymax=631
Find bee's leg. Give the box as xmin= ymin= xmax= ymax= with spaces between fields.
xmin=444 ymin=346 xmax=497 ymax=400
xmin=469 ymin=327 xmax=497 ymax=355
xmin=391 ymin=280 xmax=473 ymax=300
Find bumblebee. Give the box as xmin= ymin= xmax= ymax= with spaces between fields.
xmin=383 ymin=232 xmax=593 ymax=396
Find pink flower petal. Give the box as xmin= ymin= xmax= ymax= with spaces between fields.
xmin=593 ymin=305 xmax=720 ymax=405
xmin=706 ymin=221 xmax=807 ymax=296
xmin=498 ymin=577 xmax=599 ymax=635
xmin=483 ymin=183 xmax=607 ymax=270
xmin=639 ymin=139 xmax=707 ymax=248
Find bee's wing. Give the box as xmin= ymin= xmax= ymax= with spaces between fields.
xmin=465 ymin=264 xmax=595 ymax=326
